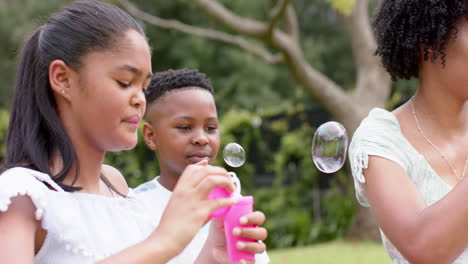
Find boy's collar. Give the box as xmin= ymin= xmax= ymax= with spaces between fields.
xmin=153 ymin=176 xmax=173 ymax=195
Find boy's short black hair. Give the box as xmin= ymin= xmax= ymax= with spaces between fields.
xmin=373 ymin=0 xmax=468 ymax=81
xmin=145 ymin=69 xmax=214 ymax=104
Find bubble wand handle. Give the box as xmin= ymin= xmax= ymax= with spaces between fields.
xmin=207 ymin=173 xmax=254 ymax=262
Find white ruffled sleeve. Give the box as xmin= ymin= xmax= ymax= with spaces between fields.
xmin=0 ymin=167 xmax=61 ymax=221
xmin=348 ymin=109 xmax=412 ymax=207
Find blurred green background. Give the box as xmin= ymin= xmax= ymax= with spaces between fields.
xmin=0 ymin=0 xmax=417 ymax=262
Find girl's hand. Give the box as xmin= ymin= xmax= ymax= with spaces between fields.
xmin=149 ymin=161 xmax=237 ymax=256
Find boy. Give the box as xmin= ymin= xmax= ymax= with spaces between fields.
xmin=136 ymin=69 xmax=270 ymax=263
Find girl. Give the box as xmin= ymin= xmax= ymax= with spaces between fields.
xmin=0 ymin=1 xmax=266 ymax=263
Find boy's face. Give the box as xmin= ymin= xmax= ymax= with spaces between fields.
xmin=143 ymin=87 xmax=220 ymax=178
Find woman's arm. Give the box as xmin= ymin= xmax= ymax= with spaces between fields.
xmin=364 ymin=156 xmax=468 ymax=264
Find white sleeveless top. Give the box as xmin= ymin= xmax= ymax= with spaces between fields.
xmin=349 ymin=108 xmax=468 ymax=264
xmin=0 ymin=167 xmax=163 ymax=263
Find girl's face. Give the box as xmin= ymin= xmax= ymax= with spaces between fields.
xmin=68 ymin=30 xmax=152 ymax=152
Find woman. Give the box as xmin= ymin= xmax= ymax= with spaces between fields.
xmin=349 ymin=1 xmax=468 ymax=263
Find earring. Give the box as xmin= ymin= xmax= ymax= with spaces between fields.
xmin=61 ymin=90 xmax=66 ymax=95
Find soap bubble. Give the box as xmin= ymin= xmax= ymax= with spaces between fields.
xmin=223 ymin=143 xmax=246 ymax=167
xmin=312 ymin=121 xmax=348 ymax=173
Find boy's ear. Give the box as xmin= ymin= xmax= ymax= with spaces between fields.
xmin=142 ymin=122 xmax=157 ymax=150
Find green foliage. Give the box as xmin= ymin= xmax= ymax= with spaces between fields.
xmin=215 ymin=109 xmax=274 ymax=189
xmin=320 ymin=172 xmax=356 ymax=237
xmin=0 ymin=0 xmax=413 ymax=251
xmin=0 ymin=109 xmax=9 ymax=163
xmin=218 ymin=105 xmax=356 ymax=249
xmin=255 ymin=179 xmax=355 ymax=249
xmin=328 ymin=0 xmax=357 ymax=16
xmin=0 ymin=0 xmax=69 ymax=108
xmin=386 ymin=79 xmax=418 ymax=110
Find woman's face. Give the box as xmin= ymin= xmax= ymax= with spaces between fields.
xmin=67 ymin=30 xmax=152 ymax=152
xmin=427 ymin=20 xmax=468 ymax=99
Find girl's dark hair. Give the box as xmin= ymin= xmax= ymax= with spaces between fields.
xmin=373 ymin=0 xmax=468 ymax=81
xmin=4 ymin=0 xmax=145 ymax=194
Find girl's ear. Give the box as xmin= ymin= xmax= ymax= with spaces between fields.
xmin=142 ymin=122 xmax=158 ymax=150
xmin=49 ymin=59 xmax=72 ymax=101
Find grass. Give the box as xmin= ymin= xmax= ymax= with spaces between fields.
xmin=268 ymin=240 xmax=391 ymax=264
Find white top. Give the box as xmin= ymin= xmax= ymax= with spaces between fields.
xmin=349 ymin=108 xmax=468 ymax=264
xmin=135 ymin=177 xmax=270 ymax=264
xmin=0 ymin=167 xmax=164 ymax=263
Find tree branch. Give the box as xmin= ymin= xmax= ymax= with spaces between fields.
xmin=193 ymin=0 xmax=268 ymax=38
xmin=193 ymin=0 xmax=356 ymax=123
xmin=285 ymin=5 xmax=300 ymax=43
xmin=340 ymin=0 xmax=391 ymax=106
xmin=273 ymin=34 xmax=359 ymax=128
xmin=341 ymin=0 xmax=376 ymax=72
xmin=266 ymin=0 xmax=291 ymax=38
xmin=117 ymin=0 xmax=283 ymax=64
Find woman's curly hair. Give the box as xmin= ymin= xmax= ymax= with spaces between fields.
xmin=373 ymin=0 xmax=468 ymax=80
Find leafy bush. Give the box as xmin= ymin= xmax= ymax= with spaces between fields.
xmin=216 ymin=106 xmax=356 ymax=248
xmin=0 ymin=110 xmax=9 ymax=163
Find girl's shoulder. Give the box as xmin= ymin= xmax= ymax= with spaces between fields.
xmin=0 ymin=167 xmax=61 ymax=220
xmin=102 ymin=164 xmax=129 ymax=195
xmin=0 ymin=167 xmax=160 ymax=262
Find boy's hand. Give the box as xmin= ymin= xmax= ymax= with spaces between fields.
xmin=209 ymin=211 xmax=268 ymax=264
xmin=233 ymin=211 xmax=267 ymax=254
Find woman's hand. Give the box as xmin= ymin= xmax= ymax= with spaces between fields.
xmin=149 ymin=161 xmax=237 ymax=256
